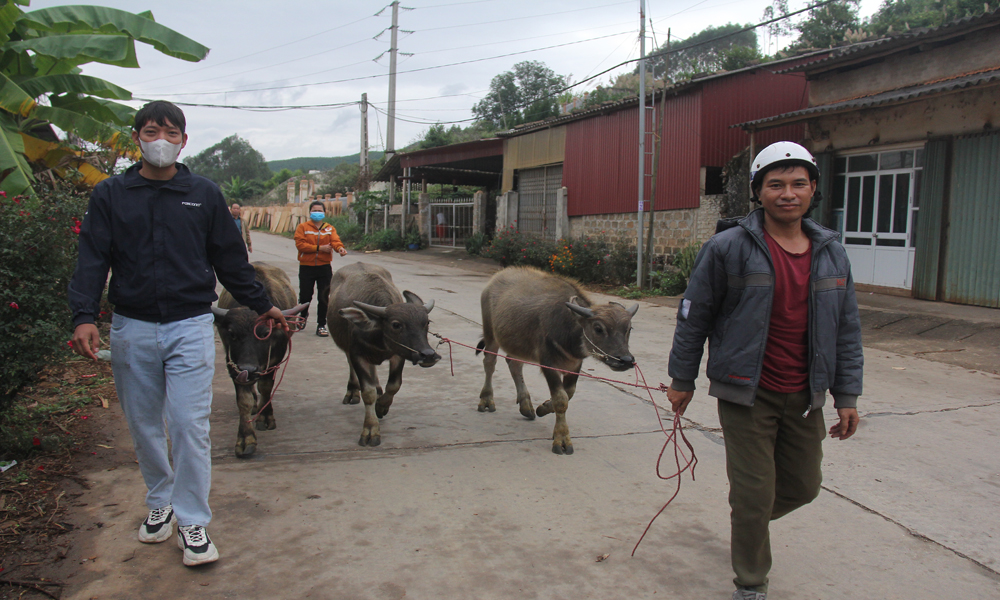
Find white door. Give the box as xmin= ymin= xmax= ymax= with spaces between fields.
xmin=832 ymin=149 xmax=923 ymax=289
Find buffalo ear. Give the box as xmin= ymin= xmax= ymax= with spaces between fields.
xmin=403 ymin=290 xmax=434 ymax=314
xmin=211 ymin=306 xmax=229 ymax=324
xmin=339 ymin=307 xmax=376 ymax=330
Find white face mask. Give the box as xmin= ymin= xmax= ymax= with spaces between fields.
xmin=139 ymin=138 xmax=183 ymax=168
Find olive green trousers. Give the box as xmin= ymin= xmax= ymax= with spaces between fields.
xmin=718 ymin=387 xmax=826 ymax=592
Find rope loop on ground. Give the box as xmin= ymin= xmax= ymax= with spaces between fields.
xmin=428 ymin=330 xmax=697 ymax=554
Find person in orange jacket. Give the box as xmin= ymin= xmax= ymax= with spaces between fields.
xmin=294 ymin=200 xmax=347 ymax=336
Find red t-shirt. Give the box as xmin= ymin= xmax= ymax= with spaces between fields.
xmin=759 ymin=230 xmax=811 ymax=393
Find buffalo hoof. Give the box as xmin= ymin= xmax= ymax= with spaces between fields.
xmin=551 ymin=442 xmax=574 ymax=455
xmin=343 ymin=392 xmax=361 ymax=405
xmin=535 ymin=401 xmax=553 ymax=418
xmin=478 ymin=397 xmax=496 ymax=412
xmin=235 ymin=442 xmax=257 ymax=458
xmin=358 ymin=434 xmax=382 ymax=447
xmin=375 ymin=404 xmax=390 ymax=419
xmin=254 ymin=416 xmax=276 ymax=431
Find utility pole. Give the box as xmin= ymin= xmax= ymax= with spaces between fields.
xmin=636 ymin=0 xmax=647 ymax=287
xmin=386 ymin=0 xmax=399 ymax=157
xmin=645 ymin=29 xmax=669 ymax=285
xmin=360 ymin=92 xmax=369 ymax=185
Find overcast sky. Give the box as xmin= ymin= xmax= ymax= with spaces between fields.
xmin=30 ymin=0 xmax=884 ymax=162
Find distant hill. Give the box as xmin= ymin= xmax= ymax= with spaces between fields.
xmin=267 ymin=152 xmax=384 ymax=173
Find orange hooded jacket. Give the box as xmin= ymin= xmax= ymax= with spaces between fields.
xmin=294 ymin=220 xmax=344 ymax=266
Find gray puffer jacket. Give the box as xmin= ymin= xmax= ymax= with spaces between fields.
xmin=668 ymin=208 xmax=863 ymax=411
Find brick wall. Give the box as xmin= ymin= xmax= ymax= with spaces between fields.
xmin=567 ymin=194 xmax=727 ymax=257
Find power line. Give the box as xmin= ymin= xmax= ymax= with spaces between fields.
xmin=362 ymin=0 xmax=844 ymax=127
xmin=144 ymin=30 xmax=632 ymax=98
xmin=134 ymin=98 xmax=360 ymax=111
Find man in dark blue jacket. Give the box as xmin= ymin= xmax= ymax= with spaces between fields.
xmin=69 ymin=101 xmax=288 ymax=567
xmin=666 ymin=142 xmax=862 ymax=600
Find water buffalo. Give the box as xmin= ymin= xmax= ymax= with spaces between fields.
xmin=477 ymin=267 xmax=638 ymax=455
xmin=213 ymin=262 xmax=307 ymax=458
xmin=326 ymin=262 xmax=440 ymax=447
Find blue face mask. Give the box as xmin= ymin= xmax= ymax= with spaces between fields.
xmin=310 ymin=211 xmax=325 ymax=222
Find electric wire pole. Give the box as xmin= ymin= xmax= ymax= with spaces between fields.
xmin=360 ymin=92 xmax=369 ymax=185
xmin=636 ymin=0 xmax=647 ymax=287
xmin=386 ymin=0 xmax=399 ymax=157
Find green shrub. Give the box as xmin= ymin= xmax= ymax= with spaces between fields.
xmin=673 ymin=243 xmax=701 ymax=281
xmin=0 ymin=189 xmax=88 ymax=410
xmin=405 ymin=228 xmax=423 ymax=249
xmin=481 ymin=227 xmax=557 ymax=269
xmin=325 ymin=215 xmax=363 ymax=245
xmin=464 ymin=231 xmax=488 ymax=255
xmin=481 ymin=228 xmax=636 ymax=286
xmin=650 ymin=270 xmax=687 ymax=296
xmin=363 ymin=228 xmax=404 ymax=251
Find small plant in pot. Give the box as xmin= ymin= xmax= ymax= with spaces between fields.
xmin=405 ymin=229 xmax=423 ymax=250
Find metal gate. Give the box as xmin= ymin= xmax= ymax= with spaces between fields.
xmin=517 ymin=165 xmax=562 ymax=240
xmin=429 ymin=198 xmax=474 ymax=247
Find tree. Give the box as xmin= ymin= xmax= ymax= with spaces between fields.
xmin=646 ymin=23 xmax=759 ymax=81
xmin=185 ymin=134 xmax=272 ymax=185
xmin=316 ymin=162 xmax=360 ymax=196
xmin=0 ymin=1 xmax=209 ymax=195
xmin=789 ymin=0 xmax=862 ymax=50
xmin=867 ymin=0 xmax=991 ymax=35
xmin=472 ymin=60 xmax=568 ymax=130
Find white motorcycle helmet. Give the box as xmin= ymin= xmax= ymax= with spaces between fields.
xmin=749 ymin=141 xmax=819 ymax=200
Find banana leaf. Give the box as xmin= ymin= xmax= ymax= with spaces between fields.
xmin=0 ymin=1 xmax=23 ymax=45
xmin=18 ymin=73 xmax=131 ymax=100
xmin=19 ymin=5 xmax=209 ymax=62
xmin=0 ymin=71 xmax=34 ymax=115
xmin=33 ymin=104 xmax=119 ymax=143
xmin=4 ymin=34 xmax=137 ymax=68
xmin=49 ymin=95 xmax=134 ymax=127
xmin=0 ymin=112 xmax=33 ymax=195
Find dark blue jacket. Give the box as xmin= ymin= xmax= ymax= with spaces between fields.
xmin=668 ymin=208 xmax=863 ymax=411
xmin=69 ymin=163 xmax=272 ymax=326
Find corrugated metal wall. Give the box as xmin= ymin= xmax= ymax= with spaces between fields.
xmin=501 ymin=128 xmax=566 ymax=192
xmin=563 ymin=92 xmax=702 ymax=216
xmin=943 ymin=131 xmax=1000 ymax=307
xmin=912 ymin=138 xmax=950 ymax=300
xmin=700 ymin=72 xmax=809 ymax=167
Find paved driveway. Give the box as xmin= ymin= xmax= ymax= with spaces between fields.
xmin=64 ymin=232 xmax=1000 ymax=600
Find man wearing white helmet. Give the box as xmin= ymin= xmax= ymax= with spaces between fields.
xmin=666 ymin=141 xmax=863 ymax=600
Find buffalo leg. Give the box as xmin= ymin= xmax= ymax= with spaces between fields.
xmin=351 ymin=355 xmax=381 ymax=447
xmin=343 ymin=354 xmax=361 ymax=404
xmin=255 ymin=373 xmax=277 ymax=431
xmin=375 ymin=355 xmax=404 ymax=419
xmin=234 ymin=383 xmax=258 ymax=458
xmin=506 ymin=358 xmax=535 ymax=420
xmin=541 ymin=366 xmax=574 ymax=455
xmin=370 ymin=364 xmax=383 ymax=398
xmin=478 ymin=339 xmax=500 ymax=413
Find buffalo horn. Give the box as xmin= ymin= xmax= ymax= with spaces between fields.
xmin=565 ymin=302 xmax=594 ymax=318
xmin=423 ymin=299 xmax=434 ymax=313
xmin=353 ymin=301 xmax=387 ymax=317
xmin=211 ymin=306 xmax=230 ymax=319
xmin=282 ymin=303 xmax=309 ymax=316
xmin=627 ymin=303 xmax=639 ymax=317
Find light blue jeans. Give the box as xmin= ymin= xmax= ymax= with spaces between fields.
xmin=110 ymin=312 xmax=215 ymax=527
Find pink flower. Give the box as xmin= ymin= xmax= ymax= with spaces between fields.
xmin=9 ymin=302 xmax=17 ymax=309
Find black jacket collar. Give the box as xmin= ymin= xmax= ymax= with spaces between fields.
xmin=741 ymin=207 xmax=840 ymax=250
xmin=123 ymin=162 xmax=194 ymax=192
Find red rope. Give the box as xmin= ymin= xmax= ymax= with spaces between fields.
xmin=245 ymin=314 xmax=306 ymax=425
xmin=430 ymin=332 xmax=697 ymax=554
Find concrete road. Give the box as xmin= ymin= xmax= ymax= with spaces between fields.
xmin=64 ymin=232 xmax=1000 ymax=599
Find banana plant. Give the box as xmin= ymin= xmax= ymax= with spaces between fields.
xmin=0 ymin=0 xmax=209 ymax=195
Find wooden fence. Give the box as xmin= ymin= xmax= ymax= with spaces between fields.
xmin=241 ymin=200 xmax=346 ymax=234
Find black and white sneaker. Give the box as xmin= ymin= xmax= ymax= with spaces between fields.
xmin=138 ymin=505 xmax=175 ymax=543
xmin=177 ymin=524 xmax=220 ymax=566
